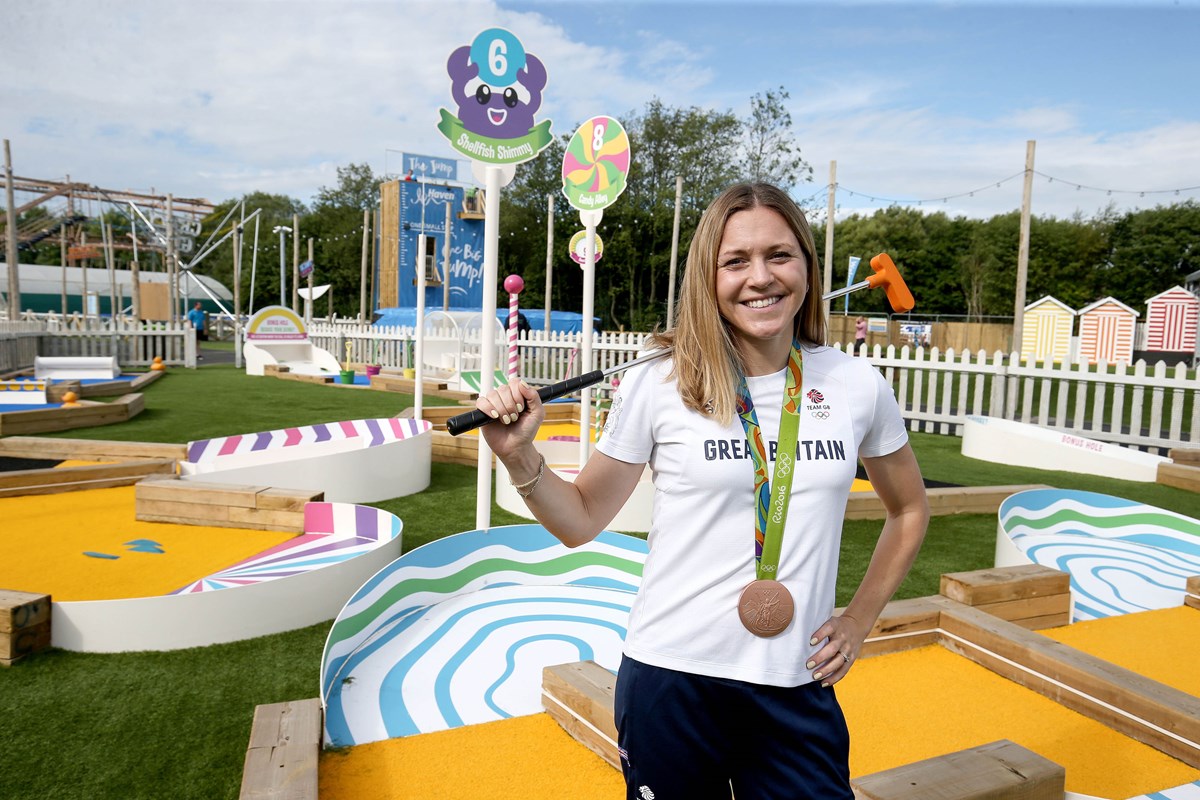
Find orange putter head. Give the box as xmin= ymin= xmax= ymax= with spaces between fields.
xmin=867 ymin=253 xmax=915 ymax=313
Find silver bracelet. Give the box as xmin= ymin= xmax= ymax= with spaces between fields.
xmin=511 ymin=454 xmax=545 ymax=499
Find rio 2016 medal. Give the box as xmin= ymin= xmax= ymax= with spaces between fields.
xmin=737 ymin=579 xmax=795 ymax=637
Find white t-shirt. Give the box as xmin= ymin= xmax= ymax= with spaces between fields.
xmin=596 ymin=344 xmax=908 ymax=686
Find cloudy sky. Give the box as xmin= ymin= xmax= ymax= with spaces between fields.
xmin=3 ymin=0 xmax=1198 ymax=221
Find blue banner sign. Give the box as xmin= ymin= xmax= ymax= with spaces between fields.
xmin=402 ymin=153 xmax=459 ymax=182
xmin=394 ymin=180 xmax=486 ymax=309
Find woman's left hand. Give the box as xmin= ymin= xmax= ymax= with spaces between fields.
xmin=806 ymin=613 xmax=868 ymax=687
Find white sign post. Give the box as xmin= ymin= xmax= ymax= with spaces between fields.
xmin=438 ymin=27 xmax=552 ymax=530
xmin=561 ymin=115 xmax=631 ymax=468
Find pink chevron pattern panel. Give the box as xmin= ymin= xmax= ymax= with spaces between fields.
xmin=185 ymin=418 xmax=430 ymax=464
xmin=171 ymin=503 xmax=401 ymax=594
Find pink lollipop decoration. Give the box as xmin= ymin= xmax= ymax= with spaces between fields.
xmin=504 ymin=274 xmax=525 ymax=380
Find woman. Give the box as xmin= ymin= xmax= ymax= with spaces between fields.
xmin=476 ymin=183 xmax=928 ymax=799
xmin=855 ymin=315 xmax=867 ymax=353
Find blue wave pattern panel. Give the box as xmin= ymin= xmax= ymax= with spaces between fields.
xmin=1124 ymin=778 xmax=1200 ymax=799
xmin=319 ymin=524 xmax=647 ymax=747
xmin=999 ymin=489 xmax=1200 ymax=621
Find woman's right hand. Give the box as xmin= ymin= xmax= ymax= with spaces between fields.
xmin=475 ymin=379 xmax=544 ymax=460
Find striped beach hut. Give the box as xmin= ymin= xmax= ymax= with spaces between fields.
xmin=1077 ymin=297 xmax=1138 ymax=365
xmin=1144 ymin=286 xmax=1198 ymax=354
xmin=1020 ymin=296 xmax=1076 ymax=363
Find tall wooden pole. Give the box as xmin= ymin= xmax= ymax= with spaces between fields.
xmin=306 ymin=237 xmax=314 ymax=324
xmin=823 ymin=160 xmax=836 ymax=322
xmin=167 ymin=194 xmax=177 ymax=323
xmin=544 ymin=193 xmax=554 ymax=331
xmin=359 ymin=209 xmax=369 ymax=323
xmin=59 ymin=220 xmax=68 ymax=314
xmin=3 ymin=140 xmax=19 ymax=319
xmin=104 ymin=221 xmax=116 ymax=318
xmin=370 ymin=208 xmax=378 ymax=316
xmin=666 ymin=176 xmax=682 ymax=329
xmin=292 ymin=212 xmax=300 ymax=313
xmin=81 ymin=230 xmax=90 ymax=316
xmin=233 ymin=223 xmax=242 ymax=368
xmin=129 ymin=209 xmax=141 ymax=321
xmin=1013 ymin=140 xmax=1036 ymax=354
xmin=64 ymin=177 xmax=73 ymax=314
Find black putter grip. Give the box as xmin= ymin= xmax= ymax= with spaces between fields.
xmin=445 ymin=369 xmax=606 ymax=436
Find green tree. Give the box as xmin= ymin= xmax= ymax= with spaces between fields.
xmin=197 ymin=192 xmax=306 ymax=313
xmin=313 ymin=162 xmax=380 ymax=212
xmin=1100 ymin=201 xmax=1200 ymax=307
xmin=739 ymin=86 xmax=813 ymax=189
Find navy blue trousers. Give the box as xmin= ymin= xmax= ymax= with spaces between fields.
xmin=613 ymin=657 xmax=853 ymax=800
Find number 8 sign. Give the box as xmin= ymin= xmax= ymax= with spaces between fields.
xmin=561 ymin=115 xmax=631 ymax=212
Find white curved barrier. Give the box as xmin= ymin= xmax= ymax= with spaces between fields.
xmin=996 ymin=488 xmax=1200 ymax=621
xmin=320 ymin=524 xmax=648 ymax=747
xmin=495 ymin=449 xmax=655 ymax=533
xmin=52 ymin=502 xmax=403 ymax=652
xmin=243 ymin=339 xmax=342 ymax=377
xmin=35 ymin=356 xmax=119 ymax=380
xmin=179 ymin=418 xmax=432 ymax=503
xmin=963 ymin=415 xmax=1168 ymax=482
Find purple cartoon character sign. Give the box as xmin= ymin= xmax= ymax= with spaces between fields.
xmin=437 ymin=28 xmax=553 ymax=165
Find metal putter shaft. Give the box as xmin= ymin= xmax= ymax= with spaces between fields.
xmin=446 ymin=252 xmax=913 ymax=436
xmin=445 ymin=349 xmax=671 ymax=436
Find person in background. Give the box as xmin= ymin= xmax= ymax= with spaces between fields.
xmin=187 ymin=301 xmax=207 ymax=341
xmin=855 ymin=315 xmax=868 ymax=354
xmin=475 ymin=182 xmax=928 ymax=799
xmin=187 ymin=301 xmax=207 ymax=360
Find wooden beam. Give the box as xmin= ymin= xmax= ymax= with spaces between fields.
xmin=940 ymin=565 xmax=1069 ymax=606
xmin=1157 ymin=461 xmax=1200 ymax=493
xmin=933 ymin=598 xmax=1200 ymax=768
xmin=542 ymin=661 xmax=620 ymax=769
xmin=0 ymin=436 xmax=184 ymax=461
xmin=846 ymin=485 xmax=1051 ymax=521
xmin=850 ymin=739 xmax=1064 ymax=800
xmin=0 ymin=458 xmax=176 ymax=498
xmin=0 ymin=589 xmax=51 ymax=667
xmin=239 ymin=699 xmax=321 ymax=800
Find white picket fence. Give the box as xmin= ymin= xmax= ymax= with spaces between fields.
xmin=307 ymin=322 xmax=651 ymax=403
xmin=856 ymin=343 xmax=1197 ymax=454
xmin=6 ymin=313 xmax=1195 ymax=454
xmin=0 ymin=316 xmax=197 ymax=369
xmin=309 ymin=322 xmax=1197 ymax=454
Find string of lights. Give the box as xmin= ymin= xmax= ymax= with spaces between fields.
xmin=817 ymin=170 xmax=1200 ymax=210
xmin=1031 ymin=170 xmax=1200 ymax=198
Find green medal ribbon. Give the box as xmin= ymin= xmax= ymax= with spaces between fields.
xmin=734 ymin=341 xmax=804 ymax=581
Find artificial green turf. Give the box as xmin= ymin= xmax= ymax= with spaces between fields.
xmin=42 ymin=361 xmax=458 ymax=443
xmin=3 ymin=365 xmax=1198 ymax=798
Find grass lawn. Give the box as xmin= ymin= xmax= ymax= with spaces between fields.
xmin=2 ymin=363 xmax=1197 ymax=799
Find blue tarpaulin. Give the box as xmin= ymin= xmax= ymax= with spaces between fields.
xmin=372 ymin=307 xmax=596 ymax=334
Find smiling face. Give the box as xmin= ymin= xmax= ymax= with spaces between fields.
xmin=715 ymin=205 xmax=809 ymax=375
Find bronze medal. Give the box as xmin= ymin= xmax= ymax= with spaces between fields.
xmin=737 ymin=579 xmax=795 ymax=637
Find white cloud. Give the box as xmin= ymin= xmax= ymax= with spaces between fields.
xmin=2 ymin=0 xmax=1198 ymax=224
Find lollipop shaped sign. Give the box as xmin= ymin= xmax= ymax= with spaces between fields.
xmin=562 ymin=116 xmax=631 ymax=212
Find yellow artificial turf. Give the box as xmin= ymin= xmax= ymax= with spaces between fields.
xmin=839 ymin=640 xmax=1199 ymax=797
xmin=320 ymin=714 xmax=625 ymax=799
xmin=1042 ymin=605 xmax=1200 ymax=698
xmin=0 ymin=485 xmax=295 ymax=600
xmin=320 ymin=609 xmax=1200 ymax=799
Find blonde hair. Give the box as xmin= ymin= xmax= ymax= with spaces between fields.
xmin=651 ymin=182 xmax=825 ymax=424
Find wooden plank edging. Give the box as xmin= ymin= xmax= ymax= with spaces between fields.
xmin=240 ymin=699 xmax=322 ymax=800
